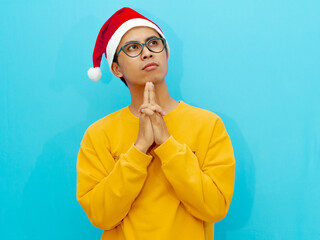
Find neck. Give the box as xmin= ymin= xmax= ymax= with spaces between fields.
xmin=127 ymin=79 xmax=178 ymax=117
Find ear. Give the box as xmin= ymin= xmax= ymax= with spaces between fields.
xmin=165 ymin=48 xmax=169 ymax=60
xmin=111 ymin=62 xmax=124 ymax=78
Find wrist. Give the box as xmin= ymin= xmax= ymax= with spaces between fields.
xmin=159 ymin=134 xmax=170 ymax=145
xmin=134 ymin=142 xmax=148 ymax=154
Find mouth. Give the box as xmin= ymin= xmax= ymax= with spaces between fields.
xmin=142 ymin=62 xmax=159 ymax=71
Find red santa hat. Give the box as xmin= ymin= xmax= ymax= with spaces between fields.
xmin=88 ymin=7 xmax=169 ymax=82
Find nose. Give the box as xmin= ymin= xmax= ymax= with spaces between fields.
xmin=140 ymin=43 xmax=153 ymax=59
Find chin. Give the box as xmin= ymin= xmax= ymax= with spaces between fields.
xmin=127 ymin=70 xmax=167 ymax=86
xmin=148 ymin=70 xmax=167 ymax=83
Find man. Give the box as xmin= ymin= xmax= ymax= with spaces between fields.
xmin=77 ymin=7 xmax=235 ymax=240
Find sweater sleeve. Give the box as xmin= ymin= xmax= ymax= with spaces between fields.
xmin=153 ymin=117 xmax=235 ymax=223
xmin=76 ymin=129 xmax=153 ymax=230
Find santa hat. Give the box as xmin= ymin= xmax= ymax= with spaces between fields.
xmin=88 ymin=7 xmax=169 ymax=82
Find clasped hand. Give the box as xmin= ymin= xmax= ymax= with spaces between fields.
xmin=134 ymin=82 xmax=170 ymax=153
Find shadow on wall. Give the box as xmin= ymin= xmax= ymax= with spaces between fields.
xmin=18 ymin=122 xmax=103 ymax=239
xmin=214 ymin=113 xmax=255 ymax=239
xmin=17 ymin=15 xmax=107 ymax=239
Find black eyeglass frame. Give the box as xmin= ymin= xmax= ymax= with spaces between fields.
xmin=115 ymin=37 xmax=167 ymax=58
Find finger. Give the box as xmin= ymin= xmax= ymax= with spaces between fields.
xmin=141 ymin=108 xmax=154 ymax=116
xmin=143 ymin=82 xmax=150 ymax=104
xmin=148 ymin=104 xmax=165 ymax=115
xmin=140 ymin=105 xmax=164 ymax=115
xmin=152 ymin=104 xmax=165 ymax=115
xmin=149 ymin=82 xmax=156 ymax=104
xmin=139 ymin=111 xmax=150 ymax=119
xmin=149 ymin=110 xmax=162 ymax=123
xmin=139 ymin=104 xmax=165 ymax=115
xmin=138 ymin=103 xmax=152 ymax=113
xmin=139 ymin=103 xmax=152 ymax=108
xmin=152 ymin=106 xmax=165 ymax=115
xmin=139 ymin=105 xmax=157 ymax=112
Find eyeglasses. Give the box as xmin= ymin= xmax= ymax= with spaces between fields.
xmin=116 ymin=37 xmax=166 ymax=58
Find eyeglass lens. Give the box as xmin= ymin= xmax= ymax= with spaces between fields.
xmin=124 ymin=38 xmax=165 ymax=57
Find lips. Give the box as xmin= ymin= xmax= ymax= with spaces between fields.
xmin=142 ymin=62 xmax=158 ymax=70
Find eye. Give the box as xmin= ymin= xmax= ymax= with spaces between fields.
xmin=128 ymin=45 xmax=137 ymax=50
xmin=125 ymin=43 xmax=140 ymax=52
xmin=149 ymin=39 xmax=159 ymax=46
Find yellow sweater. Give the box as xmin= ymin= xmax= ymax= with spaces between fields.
xmin=76 ymin=100 xmax=235 ymax=240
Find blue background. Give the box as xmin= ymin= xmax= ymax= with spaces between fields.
xmin=1 ymin=0 xmax=319 ymax=239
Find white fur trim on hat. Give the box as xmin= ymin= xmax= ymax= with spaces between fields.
xmin=106 ymin=18 xmax=169 ymax=74
xmin=88 ymin=67 xmax=102 ymax=82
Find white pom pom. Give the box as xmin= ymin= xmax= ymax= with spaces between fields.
xmin=88 ymin=67 xmax=102 ymax=82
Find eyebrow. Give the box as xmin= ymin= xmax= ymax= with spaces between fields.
xmin=124 ymin=35 xmax=159 ymax=45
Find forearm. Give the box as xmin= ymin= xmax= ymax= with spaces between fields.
xmin=77 ymin=144 xmax=152 ymax=230
xmin=154 ymin=135 xmax=235 ymax=223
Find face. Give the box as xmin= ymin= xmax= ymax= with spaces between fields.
xmin=111 ymin=26 xmax=168 ymax=87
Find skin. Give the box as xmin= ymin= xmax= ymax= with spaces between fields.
xmin=111 ymin=26 xmax=179 ymax=153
